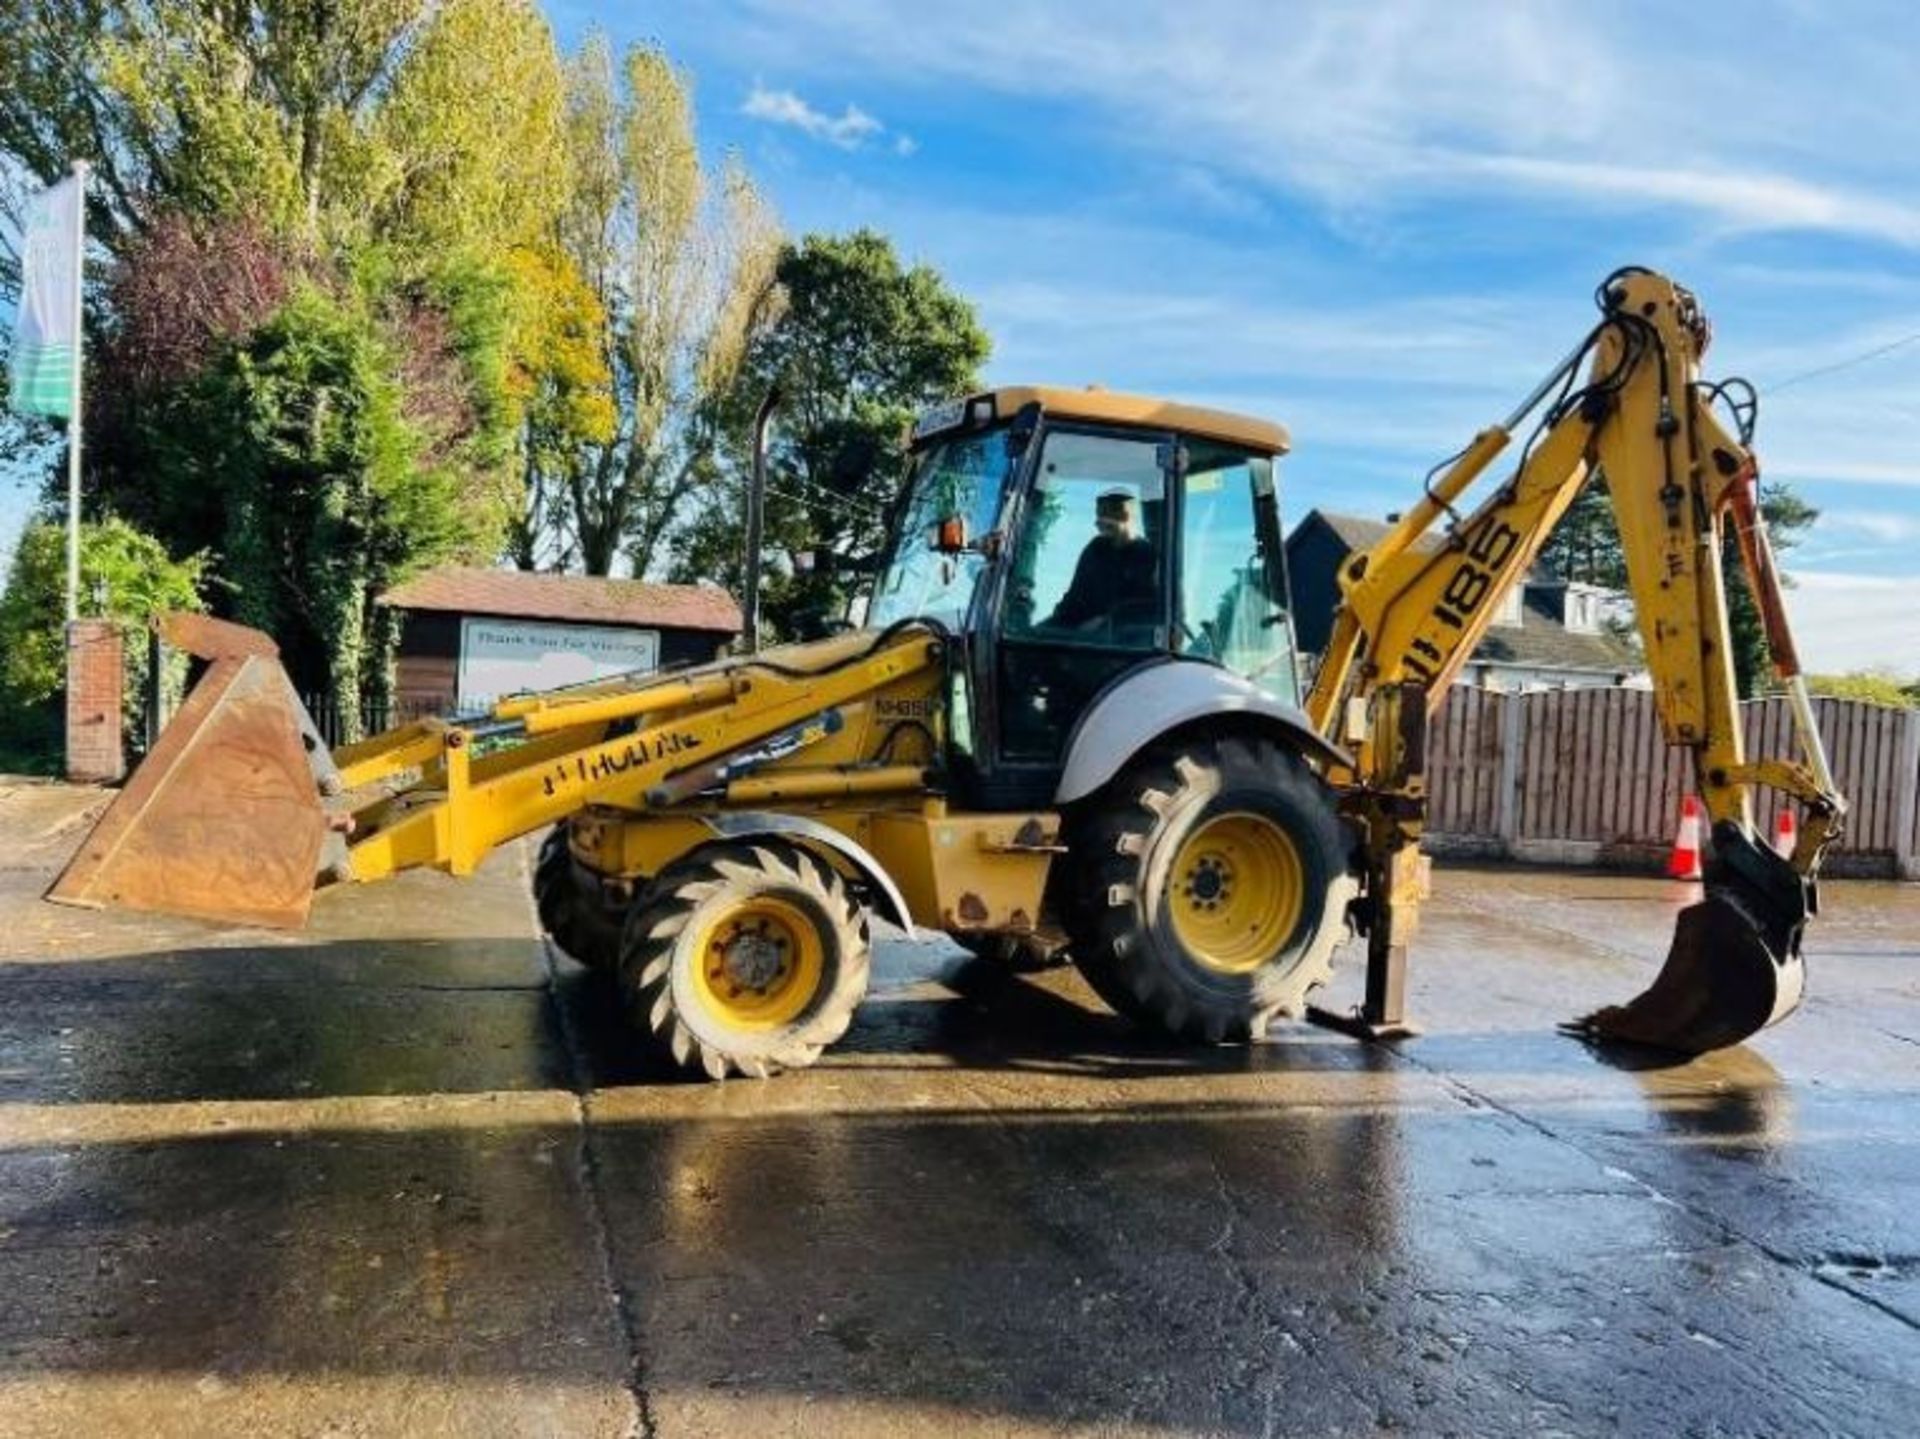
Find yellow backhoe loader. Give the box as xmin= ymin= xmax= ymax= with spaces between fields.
xmin=50 ymin=267 xmax=1844 ymax=1078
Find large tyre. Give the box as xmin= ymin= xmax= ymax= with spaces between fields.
xmin=534 ymin=825 xmax=624 ymax=973
xmin=1066 ymin=733 xmax=1356 ymax=1043
xmin=620 ymin=841 xmax=870 ymax=1080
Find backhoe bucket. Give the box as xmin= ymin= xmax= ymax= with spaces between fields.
xmin=46 ymin=614 xmax=334 ymax=929
xmin=1568 ymin=823 xmax=1810 ymax=1056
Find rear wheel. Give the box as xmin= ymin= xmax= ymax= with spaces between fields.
xmin=1066 ymin=734 xmax=1355 ymax=1042
xmin=619 ymin=841 xmax=870 ymax=1079
xmin=534 ymin=826 xmax=624 ymax=973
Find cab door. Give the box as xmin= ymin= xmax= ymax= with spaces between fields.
xmin=982 ymin=424 xmax=1176 ymax=799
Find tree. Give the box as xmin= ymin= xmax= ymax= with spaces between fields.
xmin=138 ymin=283 xmax=484 ymax=733
xmin=545 ymin=39 xmax=784 ymax=575
xmin=502 ymin=244 xmax=617 ymax=569
xmin=2 ymin=2 xmax=427 ymax=252
xmin=0 ymin=517 xmax=204 ymax=769
xmin=672 ymin=229 xmax=990 ymax=637
xmin=1805 ymin=671 xmax=1918 ymax=708
xmin=2 ymin=2 xmax=591 ymax=727
xmin=1540 ymin=475 xmax=1818 ymax=698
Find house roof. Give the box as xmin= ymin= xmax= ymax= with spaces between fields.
xmin=1295 ymin=509 xmax=1561 ymax=592
xmin=1293 ymin=510 xmax=1641 ymax=674
xmin=1305 ymin=511 xmax=1441 ymax=556
xmin=1470 ymin=595 xmax=1641 ymax=673
xmin=379 ymin=567 xmax=743 ymax=634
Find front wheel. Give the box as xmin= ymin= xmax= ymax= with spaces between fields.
xmin=619 ymin=841 xmax=870 ymax=1079
xmin=1065 ymin=734 xmax=1356 ymax=1043
xmin=534 ymin=826 xmax=624 ymax=973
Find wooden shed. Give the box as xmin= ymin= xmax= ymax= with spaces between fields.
xmin=379 ymin=567 xmax=743 ymax=716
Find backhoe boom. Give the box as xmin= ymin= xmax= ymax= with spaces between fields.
xmin=1306 ymin=266 xmax=1845 ymax=1054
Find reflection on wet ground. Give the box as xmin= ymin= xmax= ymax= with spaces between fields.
xmin=0 ymin=800 xmax=1917 ymax=1435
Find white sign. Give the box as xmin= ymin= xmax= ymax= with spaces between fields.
xmin=458 ymin=619 xmax=660 ymax=708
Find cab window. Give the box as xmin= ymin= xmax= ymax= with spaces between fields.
xmin=995 ymin=427 xmax=1172 ymax=767
xmin=1177 ymin=442 xmax=1300 ymax=704
xmin=1004 ymin=430 xmax=1167 ymax=649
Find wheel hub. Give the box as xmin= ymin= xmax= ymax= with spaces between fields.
xmin=718 ymin=924 xmax=789 ymax=991
xmin=1167 ymin=811 xmax=1305 ymax=975
xmin=690 ymin=894 xmax=827 ymax=1031
xmin=1187 ymin=856 xmax=1229 ymax=906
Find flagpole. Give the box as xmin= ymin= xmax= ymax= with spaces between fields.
xmin=64 ymin=160 xmax=87 ymax=623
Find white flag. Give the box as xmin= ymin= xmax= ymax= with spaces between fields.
xmin=9 ymin=175 xmax=84 ymax=420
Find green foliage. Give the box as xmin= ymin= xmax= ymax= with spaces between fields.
xmin=503 ymin=244 xmax=617 ymax=567
xmin=137 ymin=283 xmax=483 ymax=733
xmin=1541 ymin=477 xmax=1818 ymax=698
xmin=673 ymin=229 xmax=991 ymax=637
xmin=4 ymin=3 xmax=595 ymax=725
xmin=371 ymin=0 xmax=571 ymax=262
xmin=0 ymin=518 xmax=204 ymax=770
xmin=1804 ymin=671 xmax=1918 ymax=707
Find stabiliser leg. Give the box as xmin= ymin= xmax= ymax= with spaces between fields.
xmin=1308 ymin=839 xmax=1425 ymax=1042
xmin=1309 ymin=682 xmax=1430 ymax=1042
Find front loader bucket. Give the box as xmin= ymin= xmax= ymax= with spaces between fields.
xmin=46 ymin=615 xmax=332 ymax=929
xmin=1567 ymin=823 xmax=1810 ymax=1056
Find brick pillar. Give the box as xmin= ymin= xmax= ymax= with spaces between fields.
xmin=65 ymin=620 xmax=124 ymax=784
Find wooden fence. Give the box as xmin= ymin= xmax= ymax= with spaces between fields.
xmin=1426 ymin=687 xmax=1920 ymax=879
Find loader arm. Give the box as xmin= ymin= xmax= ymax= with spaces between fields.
xmin=1305 ymin=266 xmax=1846 ymax=1054
xmin=48 ymin=621 xmax=946 ymax=928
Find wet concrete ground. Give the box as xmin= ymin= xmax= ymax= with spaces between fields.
xmin=1 ymin=778 xmax=1917 ymax=1436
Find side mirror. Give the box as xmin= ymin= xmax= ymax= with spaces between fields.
xmin=931 ymin=515 xmax=969 ymax=554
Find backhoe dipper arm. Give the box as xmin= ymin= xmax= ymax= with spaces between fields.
xmin=1305 ymin=267 xmax=1844 ymax=1054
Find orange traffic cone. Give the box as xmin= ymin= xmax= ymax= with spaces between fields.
xmin=1666 ymin=795 xmax=1705 ymax=880
xmin=1773 ymin=807 xmax=1798 ymax=859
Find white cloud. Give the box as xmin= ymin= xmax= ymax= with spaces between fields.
xmin=1764 ymin=459 xmax=1920 ymax=490
xmin=1779 ymin=571 xmax=1919 ymax=676
xmin=742 ymin=83 xmax=886 ymax=150
xmin=1451 ymin=155 xmax=1920 ymax=250
xmin=737 ymin=0 xmax=1920 ymax=247
xmin=1818 ymin=510 xmax=1920 ymax=544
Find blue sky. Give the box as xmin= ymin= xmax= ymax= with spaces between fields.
xmin=7 ymin=0 xmax=1917 ymax=674
xmin=548 ymin=0 xmax=1920 ymax=676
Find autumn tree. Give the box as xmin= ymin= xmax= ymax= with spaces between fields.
xmin=545 ymin=39 xmax=783 ymax=575
xmin=1 ymin=1 xmax=606 ymax=733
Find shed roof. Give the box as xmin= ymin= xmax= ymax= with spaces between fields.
xmin=380 ymin=567 xmax=743 ymax=633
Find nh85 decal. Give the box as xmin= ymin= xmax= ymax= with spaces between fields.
xmin=1401 ymin=518 xmax=1521 ymax=686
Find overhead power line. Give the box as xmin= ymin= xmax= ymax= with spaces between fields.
xmin=1767 ymin=328 xmax=1920 ymax=394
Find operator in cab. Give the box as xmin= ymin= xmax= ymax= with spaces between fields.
xmin=1046 ymin=488 xmax=1157 ymax=632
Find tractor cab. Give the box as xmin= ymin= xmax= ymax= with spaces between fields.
xmin=869 ymin=386 xmax=1302 ymax=808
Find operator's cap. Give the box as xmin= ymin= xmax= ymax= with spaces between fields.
xmin=1096 ymin=488 xmax=1134 ymax=515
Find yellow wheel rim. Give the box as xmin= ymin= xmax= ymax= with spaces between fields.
xmin=689 ymin=895 xmax=826 ymax=1031
xmin=1167 ymin=812 xmax=1304 ymax=975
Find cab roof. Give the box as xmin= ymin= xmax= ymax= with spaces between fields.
xmin=984 ymin=385 xmax=1290 ymax=456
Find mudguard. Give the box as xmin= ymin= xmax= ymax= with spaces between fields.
xmin=703 ymin=810 xmax=917 ymax=938
xmin=1055 ymin=658 xmax=1350 ymax=806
